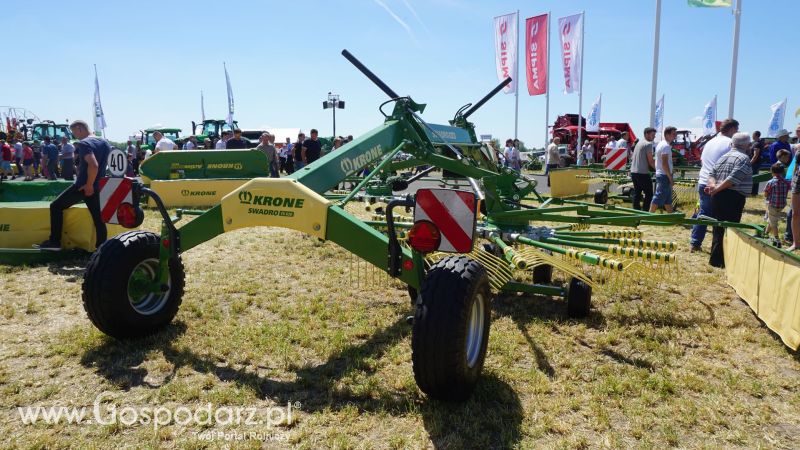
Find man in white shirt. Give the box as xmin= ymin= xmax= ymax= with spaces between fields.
xmin=546 ymin=137 xmax=561 ymax=186
xmin=215 ymin=131 xmax=230 ymax=149
xmin=650 ymin=126 xmax=677 ymax=213
xmin=690 ymin=118 xmax=739 ymax=251
xmin=504 ymin=138 xmax=521 ymax=171
xmin=153 ymin=131 xmax=176 ymax=153
xmin=582 ymin=140 xmax=594 ymax=164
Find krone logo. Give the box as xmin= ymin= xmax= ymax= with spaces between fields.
xmin=239 ymin=190 xmax=253 ymax=204
xmin=181 ymin=189 xmax=190 ymax=196
xmin=340 ymin=144 xmax=382 ymax=174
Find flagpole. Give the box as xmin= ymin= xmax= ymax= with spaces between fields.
xmin=514 ymin=10 xmax=520 ymax=141
xmin=649 ymin=0 xmax=662 ymax=127
xmin=544 ymin=11 xmax=551 ymax=149
xmin=727 ymin=0 xmax=742 ymax=119
xmin=577 ymin=11 xmax=584 ymax=153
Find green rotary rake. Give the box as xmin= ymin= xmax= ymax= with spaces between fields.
xmin=81 ymin=50 xmax=763 ymax=401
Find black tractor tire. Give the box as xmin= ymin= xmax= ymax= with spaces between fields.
xmin=82 ymin=231 xmax=185 ymax=339
xmin=594 ymin=188 xmax=609 ymax=204
xmin=621 ymin=186 xmax=633 ymax=198
xmin=412 ymin=255 xmax=491 ymax=401
xmin=566 ymin=277 xmax=592 ymax=318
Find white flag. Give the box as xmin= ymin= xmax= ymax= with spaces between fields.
xmin=93 ymin=65 xmax=106 ymax=134
xmin=494 ymin=12 xmax=518 ymax=94
xmin=654 ymin=95 xmax=665 ymax=139
xmin=586 ymin=95 xmax=601 ymax=132
xmin=201 ymin=90 xmax=206 ymax=123
xmin=767 ymin=98 xmax=787 ymax=138
xmin=557 ymin=13 xmax=583 ymax=94
xmin=224 ymin=63 xmax=234 ymax=127
xmin=702 ymin=95 xmax=717 ymax=136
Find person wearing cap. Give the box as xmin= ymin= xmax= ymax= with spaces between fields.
xmin=768 ymin=129 xmax=791 ymax=165
xmin=691 ymin=118 xmax=740 ymax=252
xmin=704 ymin=132 xmax=753 ymax=267
xmin=650 ymin=126 xmax=678 ymax=213
xmin=225 ymin=129 xmax=248 ymax=149
xmin=629 ymin=127 xmax=656 ymax=211
xmin=35 ymin=120 xmax=110 ymax=251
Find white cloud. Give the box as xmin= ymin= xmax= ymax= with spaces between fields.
xmin=401 ymin=0 xmax=429 ymax=33
xmin=372 ymin=0 xmax=420 ymax=47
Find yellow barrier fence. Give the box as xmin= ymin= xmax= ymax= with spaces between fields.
xmin=724 ymin=229 xmax=800 ymax=350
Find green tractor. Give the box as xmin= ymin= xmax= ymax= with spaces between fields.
xmin=24 ymin=120 xmax=73 ymax=142
xmin=140 ymin=127 xmax=183 ymax=150
xmin=190 ymin=119 xmax=240 ymax=145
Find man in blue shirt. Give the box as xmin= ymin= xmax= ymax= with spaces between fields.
xmin=42 ymin=136 xmax=60 ymax=180
xmin=768 ymin=129 xmax=792 ymax=164
xmin=36 ymin=120 xmax=110 ymax=251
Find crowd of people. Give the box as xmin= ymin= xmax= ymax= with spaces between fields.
xmin=0 ymin=135 xmax=77 ymax=181
xmin=623 ymin=119 xmax=800 ymax=267
xmin=122 ymin=129 xmax=356 ymax=178
xmin=8 ymin=115 xmax=800 ymax=268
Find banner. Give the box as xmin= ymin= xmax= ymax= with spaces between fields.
xmin=525 ymin=14 xmax=548 ymax=96
xmin=224 ymin=63 xmax=235 ymax=127
xmin=654 ymin=95 xmax=665 ymax=139
xmin=93 ymin=65 xmax=106 ymax=134
xmin=688 ymin=0 xmax=732 ymax=6
xmin=201 ymin=90 xmax=206 ymax=123
xmin=494 ymin=12 xmax=518 ymax=94
xmin=702 ymin=95 xmax=717 ymax=136
xmin=767 ymin=99 xmax=787 ymax=138
xmin=558 ymin=13 xmax=583 ymax=94
xmin=586 ymin=95 xmax=601 ymax=132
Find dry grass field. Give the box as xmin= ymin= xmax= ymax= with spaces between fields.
xmin=1 ymin=195 xmax=799 ymax=449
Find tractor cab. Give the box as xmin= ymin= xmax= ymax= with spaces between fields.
xmin=140 ymin=127 xmax=182 ymax=150
xmin=29 ymin=121 xmax=72 ymax=142
xmin=191 ymin=119 xmax=240 ymax=144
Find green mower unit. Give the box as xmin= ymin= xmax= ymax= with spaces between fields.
xmin=81 ymin=50 xmax=764 ymax=401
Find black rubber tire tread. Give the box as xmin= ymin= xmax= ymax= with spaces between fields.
xmin=567 ymin=277 xmax=592 ymax=318
xmin=82 ymin=230 xmax=185 ymax=339
xmin=412 ymin=255 xmax=491 ymax=401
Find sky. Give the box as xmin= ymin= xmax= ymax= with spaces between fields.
xmin=1 ymin=0 xmax=797 ymax=147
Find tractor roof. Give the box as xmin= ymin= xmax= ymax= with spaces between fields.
xmin=144 ymin=127 xmax=182 ymax=133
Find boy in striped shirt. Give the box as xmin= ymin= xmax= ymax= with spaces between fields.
xmin=764 ymin=162 xmax=791 ymax=242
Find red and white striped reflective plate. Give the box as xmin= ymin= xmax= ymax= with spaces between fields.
xmin=98 ymin=177 xmax=133 ymax=224
xmin=604 ymin=148 xmax=627 ymax=170
xmin=414 ymin=189 xmax=477 ymax=253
